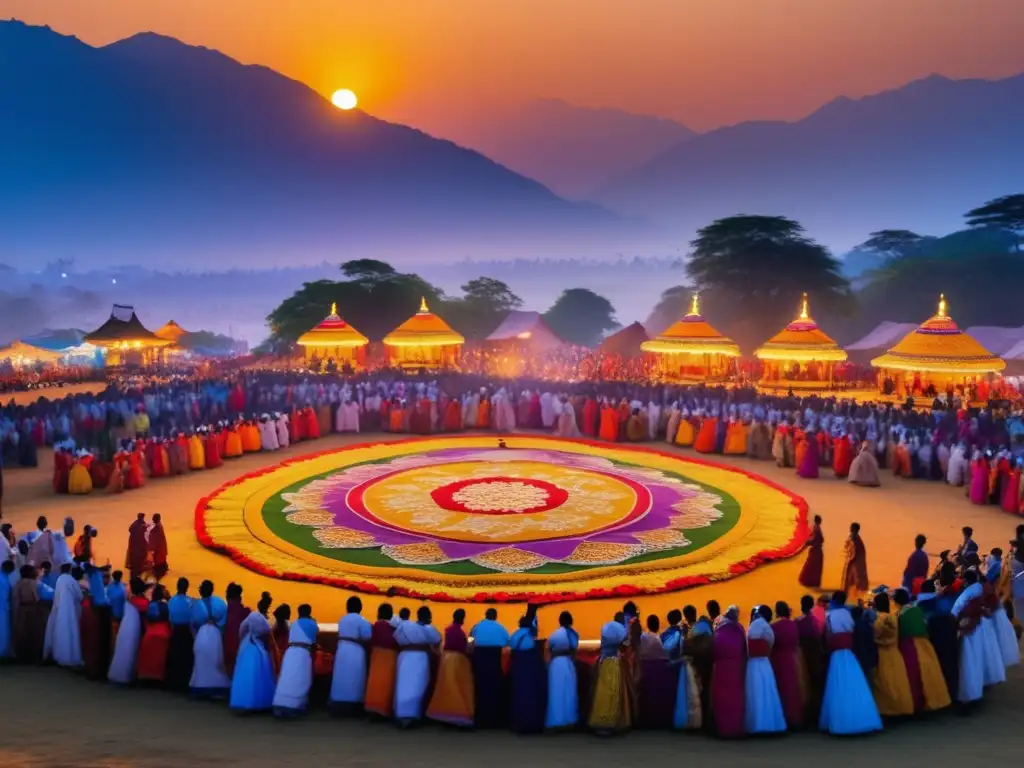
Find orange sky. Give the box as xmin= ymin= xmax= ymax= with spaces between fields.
xmin=4 ymin=0 xmax=1024 ymax=132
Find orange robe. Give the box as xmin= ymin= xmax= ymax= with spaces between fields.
xmin=224 ymin=429 xmax=244 ymax=458
xmin=833 ymin=436 xmax=853 ymax=478
xmin=694 ymin=417 xmax=718 ymax=453
xmin=598 ymin=406 xmax=619 ymax=442
xmin=477 ymin=399 xmax=491 ymax=429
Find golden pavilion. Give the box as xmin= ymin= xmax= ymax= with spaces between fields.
xmin=754 ymin=293 xmax=847 ymax=390
xmin=155 ymin=320 xmax=189 ymax=344
xmin=871 ymin=294 xmax=1005 ymax=400
xmin=84 ymin=304 xmax=172 ymax=367
xmin=641 ymin=294 xmax=740 ymax=382
xmin=383 ymin=297 xmax=464 ymax=369
xmin=296 ymin=303 xmax=369 ymax=368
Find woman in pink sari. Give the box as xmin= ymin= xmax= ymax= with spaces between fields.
xmin=770 ymin=602 xmax=805 ymax=729
xmin=969 ymin=453 xmax=990 ymax=505
xmin=797 ymin=430 xmax=820 ymax=479
xmin=711 ymin=607 xmax=746 ymax=738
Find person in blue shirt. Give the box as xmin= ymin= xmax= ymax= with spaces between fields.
xmin=166 ymin=577 xmax=194 ymax=692
xmin=509 ymin=615 xmax=545 ymax=734
xmin=190 ymin=579 xmax=230 ymax=699
xmin=39 ymin=561 xmax=58 ymax=591
xmin=469 ymin=608 xmax=510 ymax=728
xmin=0 ymin=560 xmax=13 ymax=660
xmin=107 ymin=570 xmax=127 ymax=623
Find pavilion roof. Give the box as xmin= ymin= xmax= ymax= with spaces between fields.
xmin=297 ymin=304 xmax=369 ymax=348
xmin=754 ymin=293 xmax=847 ymax=363
xmin=640 ymin=294 xmax=740 ymax=356
xmin=871 ymin=295 xmax=1005 ymax=374
xmin=84 ymin=305 xmax=170 ymax=347
xmin=383 ymin=298 xmax=464 ymax=347
xmin=155 ymin=320 xmax=190 ymax=342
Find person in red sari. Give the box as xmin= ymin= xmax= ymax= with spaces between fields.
xmin=598 ymin=401 xmax=619 ymax=442
xmin=581 ymin=397 xmax=599 ymax=437
xmin=204 ymin=428 xmax=223 ymax=469
xmin=271 ymin=603 xmax=292 ymax=677
xmin=442 ymin=397 xmax=462 ymax=432
xmin=795 ymin=595 xmax=825 ymax=726
xmin=148 ymin=514 xmax=169 ymax=582
xmin=526 ymin=392 xmax=543 ymax=430
xmin=303 ymin=406 xmax=321 ymax=439
xmin=125 ymin=446 xmax=145 ymax=490
xmin=770 ymin=601 xmax=805 ymax=728
xmin=137 ymin=586 xmax=172 ymax=684
xmin=833 ymin=433 xmax=854 ymax=478
xmin=694 ymin=415 xmax=719 ymax=454
xmin=798 ymin=515 xmax=824 ymax=588
xmin=711 ymin=606 xmax=746 ymax=738
xmin=125 ymin=514 xmax=149 ymax=580
xmin=222 ymin=582 xmax=251 ymax=676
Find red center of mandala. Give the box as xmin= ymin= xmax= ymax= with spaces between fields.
xmin=429 ymin=476 xmax=569 ymax=515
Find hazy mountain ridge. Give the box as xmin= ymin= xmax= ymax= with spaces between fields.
xmin=0 ymin=21 xmax=641 ymax=270
xmin=593 ymin=73 xmax=1024 ymax=250
xmin=421 ymin=98 xmax=696 ymax=199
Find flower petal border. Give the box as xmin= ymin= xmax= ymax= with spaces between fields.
xmin=194 ymin=436 xmax=810 ymax=604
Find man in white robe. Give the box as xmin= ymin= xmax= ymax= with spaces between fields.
xmin=744 ymin=606 xmax=786 ymax=733
xmin=273 ymin=605 xmax=319 ymax=716
xmin=556 ymin=398 xmax=580 ymax=438
xmin=259 ymin=415 xmax=279 ymax=451
xmin=338 ymin=400 xmax=361 ymax=433
xmin=45 ymin=564 xmax=83 ymax=668
xmin=540 ymin=392 xmax=555 ymax=428
xmin=647 ymin=401 xmax=661 ymax=441
xmin=328 ymin=596 xmax=373 ymax=714
xmin=51 ymin=518 xmax=74 ymax=570
xmin=275 ymin=413 xmax=290 ymax=449
xmin=394 ymin=606 xmax=442 ymax=726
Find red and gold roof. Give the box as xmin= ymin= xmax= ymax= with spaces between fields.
xmin=871 ymin=295 xmax=1005 ymax=374
xmin=641 ymin=294 xmax=741 ymax=356
xmin=754 ymin=293 xmax=847 ymax=363
xmin=297 ymin=304 xmax=369 ymax=348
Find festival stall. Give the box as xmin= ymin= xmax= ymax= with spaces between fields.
xmin=640 ymin=294 xmax=740 ymax=383
xmin=383 ymin=297 xmax=464 ymax=369
xmin=296 ymin=303 xmax=369 ymax=370
xmin=0 ymin=340 xmax=66 ymax=369
xmin=870 ymin=294 xmax=1005 ymax=403
xmin=754 ymin=293 xmax=848 ymax=391
xmin=84 ymin=304 xmax=172 ymax=367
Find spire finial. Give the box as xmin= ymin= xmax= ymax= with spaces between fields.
xmin=937 ymin=293 xmax=947 ymax=318
xmin=688 ymin=292 xmax=700 ymax=316
xmin=330 ymin=302 xmax=337 ymax=317
xmin=799 ymin=292 xmax=809 ymax=320
xmin=419 ymin=296 xmax=429 ymax=313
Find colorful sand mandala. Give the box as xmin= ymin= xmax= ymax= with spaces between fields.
xmin=196 ymin=436 xmax=809 ymax=603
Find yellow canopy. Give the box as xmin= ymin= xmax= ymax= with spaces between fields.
xmin=0 ymin=340 xmax=65 ymax=365
xmin=754 ymin=293 xmax=847 ymax=363
xmin=155 ymin=320 xmax=189 ymax=343
xmin=383 ymin=297 xmax=464 ymax=348
xmin=297 ymin=303 xmax=369 ymax=348
xmin=871 ymin=295 xmax=1005 ymax=374
xmin=641 ymin=294 xmax=741 ymax=356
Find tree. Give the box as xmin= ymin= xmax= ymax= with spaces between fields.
xmin=441 ymin=278 xmax=523 ymax=340
xmin=685 ymin=215 xmax=853 ymax=348
xmin=644 ymin=285 xmax=694 ymax=336
xmin=460 ymin=277 xmax=523 ymax=313
xmin=857 ymin=229 xmax=925 ymax=260
xmin=542 ymin=288 xmax=619 ymax=347
xmin=266 ymin=262 xmax=445 ymax=344
xmin=965 ymin=194 xmax=1024 ymax=252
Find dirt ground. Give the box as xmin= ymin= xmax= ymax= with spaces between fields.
xmin=2 ymin=431 xmax=1019 ymax=638
xmin=0 ymin=664 xmax=1020 ymax=767
xmin=1 ymin=432 xmax=1022 ymax=764
xmin=2 ymin=381 xmax=106 ymax=406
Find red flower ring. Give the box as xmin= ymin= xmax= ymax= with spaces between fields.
xmin=429 ymin=476 xmax=569 ymax=515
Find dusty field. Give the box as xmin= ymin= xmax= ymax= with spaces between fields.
xmin=1 ymin=381 xmax=106 ymax=406
xmin=2 ymin=431 xmax=1018 ymax=638
xmin=0 ymin=664 xmax=1020 ymax=767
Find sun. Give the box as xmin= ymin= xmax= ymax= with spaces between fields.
xmin=331 ymin=89 xmax=358 ymax=110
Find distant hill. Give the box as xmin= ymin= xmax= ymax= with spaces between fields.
xmin=427 ymin=99 xmax=696 ymax=199
xmin=0 ymin=21 xmax=635 ymax=270
xmin=593 ymin=74 xmax=1024 ymax=249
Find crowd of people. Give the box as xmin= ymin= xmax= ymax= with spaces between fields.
xmin=2 ymin=372 xmax=1024 ymax=517
xmin=1 ymin=516 xmax=1021 ymax=736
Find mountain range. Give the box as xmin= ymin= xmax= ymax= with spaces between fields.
xmin=0 ymin=21 xmax=638 ymax=270
xmin=592 ymin=73 xmax=1024 ymax=250
xmin=426 ymin=99 xmax=696 ymax=199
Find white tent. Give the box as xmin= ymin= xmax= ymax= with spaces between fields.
xmin=846 ymin=321 xmax=918 ymax=352
xmin=486 ymin=311 xmax=563 ymax=351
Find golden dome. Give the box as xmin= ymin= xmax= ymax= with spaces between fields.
xmin=754 ymin=293 xmax=847 ymax=362
xmin=383 ymin=297 xmax=465 ymax=348
xmin=641 ymin=293 xmax=741 ymax=356
xmin=297 ymin=303 xmax=369 ymax=348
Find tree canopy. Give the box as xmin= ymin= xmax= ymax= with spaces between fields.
xmin=685 ymin=215 xmax=852 ymax=349
xmin=857 ymin=229 xmax=926 ymax=260
xmin=965 ymin=194 xmax=1024 ymax=251
xmin=543 ymin=288 xmax=619 ymax=347
xmin=438 ymin=277 xmax=523 ymax=340
xmin=643 ymin=285 xmax=693 ymax=336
